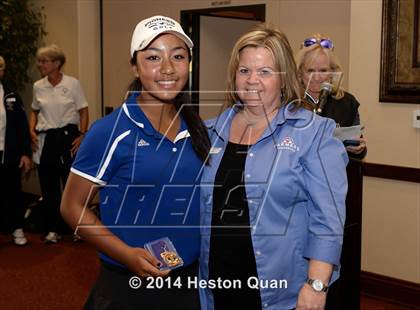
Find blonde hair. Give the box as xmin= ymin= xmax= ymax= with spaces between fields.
xmin=226 ymin=23 xmax=302 ymax=108
xmin=37 ymin=44 xmax=66 ymax=69
xmin=295 ymin=33 xmax=344 ymax=99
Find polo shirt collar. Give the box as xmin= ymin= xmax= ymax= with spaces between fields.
xmin=273 ymin=101 xmax=309 ymax=126
xmin=209 ymin=101 xmax=309 ymax=141
xmin=122 ymin=93 xmax=189 ymax=140
xmin=41 ymin=74 xmax=66 ymax=88
xmin=207 ymin=106 xmax=236 ymax=142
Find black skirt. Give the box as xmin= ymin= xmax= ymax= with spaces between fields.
xmin=84 ymin=260 xmax=200 ymax=310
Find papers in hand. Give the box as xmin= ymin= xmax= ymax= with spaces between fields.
xmin=333 ymin=125 xmax=364 ymax=141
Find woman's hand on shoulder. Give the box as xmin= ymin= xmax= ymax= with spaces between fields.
xmin=124 ymin=247 xmax=170 ymax=278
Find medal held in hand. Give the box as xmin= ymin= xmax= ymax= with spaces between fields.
xmin=145 ymin=237 xmax=184 ymax=270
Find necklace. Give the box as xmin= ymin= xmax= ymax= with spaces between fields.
xmin=239 ymin=107 xmax=279 ymax=127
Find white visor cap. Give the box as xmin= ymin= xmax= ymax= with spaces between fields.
xmin=130 ymin=15 xmax=194 ymax=57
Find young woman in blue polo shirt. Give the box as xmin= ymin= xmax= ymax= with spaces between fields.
xmin=61 ymin=16 xmax=209 ymax=309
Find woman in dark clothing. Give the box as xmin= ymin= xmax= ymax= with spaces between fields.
xmin=295 ymin=33 xmax=367 ymax=159
xmin=0 ymin=55 xmax=32 ymax=245
xmin=296 ymin=34 xmax=367 ymax=310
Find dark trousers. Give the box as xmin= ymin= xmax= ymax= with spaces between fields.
xmin=0 ymin=154 xmax=24 ymax=232
xmin=38 ymin=124 xmax=78 ymax=233
xmin=84 ymin=260 xmax=200 ymax=310
xmin=325 ymin=280 xmax=341 ymax=310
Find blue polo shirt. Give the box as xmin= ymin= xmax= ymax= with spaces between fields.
xmin=71 ymin=93 xmax=203 ymax=267
xmin=199 ymin=105 xmax=348 ymax=309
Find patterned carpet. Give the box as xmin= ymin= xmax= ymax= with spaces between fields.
xmin=0 ymin=232 xmax=99 ymax=310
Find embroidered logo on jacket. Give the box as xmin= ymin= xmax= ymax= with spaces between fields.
xmin=5 ymin=97 xmax=16 ymax=110
xmin=277 ymin=136 xmax=299 ymax=152
xmin=137 ymin=138 xmax=150 ymax=147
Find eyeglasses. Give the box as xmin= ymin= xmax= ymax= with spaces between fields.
xmin=302 ymin=37 xmax=334 ymax=49
xmin=37 ymin=59 xmax=55 ymax=64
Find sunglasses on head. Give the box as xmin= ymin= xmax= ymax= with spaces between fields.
xmin=302 ymin=37 xmax=334 ymax=49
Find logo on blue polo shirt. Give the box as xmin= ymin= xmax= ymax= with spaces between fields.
xmin=137 ymin=138 xmax=150 ymax=147
xmin=277 ymin=136 xmax=300 ymax=152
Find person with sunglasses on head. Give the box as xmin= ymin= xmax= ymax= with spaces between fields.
xmin=199 ymin=24 xmax=348 ymax=310
xmin=296 ymin=34 xmax=366 ymax=310
xmin=61 ymin=16 xmax=210 ymax=309
xmin=295 ymin=33 xmax=367 ymax=159
xmin=30 ymin=44 xmax=89 ymax=243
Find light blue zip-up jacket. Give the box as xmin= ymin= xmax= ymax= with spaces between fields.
xmin=199 ymin=104 xmax=348 ymax=310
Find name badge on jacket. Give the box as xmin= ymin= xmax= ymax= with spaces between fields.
xmin=209 ymin=147 xmax=222 ymax=154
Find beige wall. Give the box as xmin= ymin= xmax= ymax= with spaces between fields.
xmin=349 ymin=0 xmax=420 ymax=283
xmin=362 ymin=177 xmax=419 ymax=282
xmin=38 ymin=0 xmax=79 ymax=77
xmin=25 ymin=0 xmax=101 ymax=121
xmin=77 ymin=0 xmax=101 ymax=122
xmin=278 ymin=0 xmax=351 ymax=90
xmin=21 ymin=0 xmax=79 ymax=111
xmin=199 ymin=16 xmax=259 ymax=119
